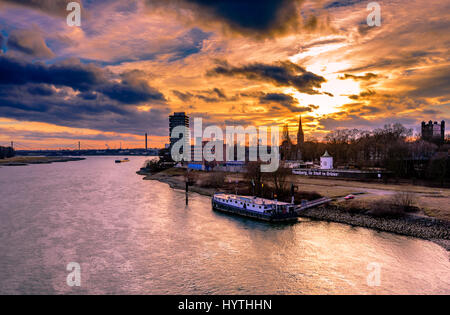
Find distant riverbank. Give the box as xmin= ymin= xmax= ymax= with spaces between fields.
xmin=0 ymin=156 xmax=85 ymax=166
xmin=140 ymin=168 xmax=450 ymax=251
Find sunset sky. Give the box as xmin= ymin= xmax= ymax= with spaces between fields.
xmin=0 ymin=0 xmax=449 ymax=149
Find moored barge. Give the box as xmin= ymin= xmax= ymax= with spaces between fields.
xmin=212 ymin=193 xmax=298 ymax=222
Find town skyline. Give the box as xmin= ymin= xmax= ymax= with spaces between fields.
xmin=0 ymin=0 xmax=449 ymax=149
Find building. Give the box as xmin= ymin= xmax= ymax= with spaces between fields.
xmin=188 ymin=162 xmax=205 ymax=171
xmin=421 ymin=120 xmax=445 ymax=144
xmin=320 ymin=150 xmax=333 ymax=170
xmin=169 ymin=112 xmax=190 ymax=159
xmin=0 ymin=146 xmax=15 ymax=159
xmin=281 ymin=115 xmax=304 ymax=161
xmin=280 ymin=124 xmax=293 ymax=160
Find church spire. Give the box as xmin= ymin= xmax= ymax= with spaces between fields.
xmin=297 ymin=115 xmax=304 ymax=146
xmin=282 ymin=124 xmax=291 ymax=144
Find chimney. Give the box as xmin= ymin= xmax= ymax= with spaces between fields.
xmin=145 ymin=133 xmax=148 ymax=151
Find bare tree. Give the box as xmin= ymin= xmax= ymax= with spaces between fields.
xmin=246 ymin=161 xmax=264 ymax=196
xmin=270 ymin=167 xmax=291 ymax=198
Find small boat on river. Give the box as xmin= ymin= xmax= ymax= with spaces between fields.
xmin=115 ymin=158 xmax=130 ymax=164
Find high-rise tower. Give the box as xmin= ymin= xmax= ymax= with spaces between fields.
xmin=169 ymin=112 xmax=190 ymax=160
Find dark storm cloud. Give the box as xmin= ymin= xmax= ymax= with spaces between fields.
xmin=172 ymin=87 xmax=236 ymax=103
xmin=260 ymin=93 xmax=297 ymax=106
xmin=172 ymin=90 xmax=194 ymax=102
xmin=421 ymin=109 xmax=441 ymax=115
xmin=146 ymin=0 xmax=304 ymax=38
xmin=100 ymin=76 xmax=165 ymax=104
xmin=212 ymin=88 xmax=227 ymax=99
xmin=343 ymin=50 xmax=439 ymax=73
xmin=77 ymin=27 xmax=211 ymax=66
xmin=208 ymin=61 xmax=326 ymax=94
xmin=27 ymin=84 xmax=55 ymax=96
xmin=0 ymin=84 xmax=170 ymax=136
xmin=406 ymin=66 xmax=450 ymax=99
xmin=0 ymin=0 xmax=81 ymax=17
xmin=324 ymin=0 xmax=365 ymax=9
xmin=302 ymin=37 xmax=347 ymax=49
xmin=7 ymin=29 xmax=55 ymax=59
xmin=0 ymin=55 xmax=104 ymax=91
xmin=0 ymin=55 xmax=165 ymax=104
xmin=0 ymin=55 xmax=168 ymax=136
xmin=349 ymin=90 xmax=376 ymax=100
xmin=259 ymin=93 xmax=314 ymax=113
xmin=318 ymin=115 xmax=417 ymax=131
xmin=339 ymin=73 xmax=378 ymax=81
xmin=166 ymin=28 xmax=211 ymax=62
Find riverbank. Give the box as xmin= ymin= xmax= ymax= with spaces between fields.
xmin=143 ymin=168 xmax=218 ymax=196
xmin=301 ymin=206 xmax=450 ymax=251
xmin=0 ymin=156 xmax=85 ymax=166
xmin=140 ymin=168 xmax=450 ymax=251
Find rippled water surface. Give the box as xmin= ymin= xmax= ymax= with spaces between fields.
xmin=0 ymin=157 xmax=449 ymax=294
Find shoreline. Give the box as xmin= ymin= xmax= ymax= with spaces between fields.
xmin=0 ymin=156 xmax=85 ymax=166
xmin=140 ymin=169 xmax=450 ymax=251
xmin=300 ymin=206 xmax=450 ymax=251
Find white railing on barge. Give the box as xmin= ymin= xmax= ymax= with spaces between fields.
xmin=294 ymin=197 xmax=332 ymax=212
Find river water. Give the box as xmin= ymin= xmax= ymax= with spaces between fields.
xmin=0 ymin=156 xmax=448 ymax=294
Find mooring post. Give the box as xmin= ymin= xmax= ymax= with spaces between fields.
xmin=251 ymin=179 xmax=255 ymax=196
xmin=185 ymin=168 xmax=190 ymax=206
xmin=291 ymin=183 xmax=295 ymax=204
xmin=185 ymin=179 xmax=189 ymax=206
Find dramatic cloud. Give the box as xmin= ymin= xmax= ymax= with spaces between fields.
xmin=172 ymin=88 xmax=236 ymax=103
xmin=146 ymin=0 xmax=305 ymax=38
xmin=7 ymin=29 xmax=55 ymax=59
xmin=0 ymin=56 xmax=103 ymax=91
xmin=99 ymin=70 xmax=165 ymax=104
xmin=0 ymin=82 xmax=170 ymax=136
xmin=208 ymin=61 xmax=326 ymax=94
xmin=339 ymin=73 xmax=378 ymax=81
xmin=324 ymin=0 xmax=365 ymax=9
xmin=172 ymin=90 xmax=194 ymax=102
xmin=0 ymin=0 xmax=80 ymax=17
xmin=0 ymin=56 xmax=165 ymax=104
xmin=0 ymin=0 xmax=449 ymax=147
xmin=0 ymin=55 xmax=167 ymax=136
xmin=349 ymin=90 xmax=376 ymax=100
xmin=259 ymin=92 xmax=314 ymax=113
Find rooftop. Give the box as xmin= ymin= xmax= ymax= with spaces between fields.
xmin=214 ymin=193 xmax=292 ymax=206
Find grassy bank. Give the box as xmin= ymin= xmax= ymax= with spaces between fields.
xmin=0 ymin=156 xmax=85 ymax=166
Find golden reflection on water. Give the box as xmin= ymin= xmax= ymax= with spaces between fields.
xmin=0 ymin=156 xmax=449 ymax=294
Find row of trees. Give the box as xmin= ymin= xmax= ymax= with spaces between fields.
xmin=0 ymin=146 xmax=15 ymax=159
xmin=302 ymin=123 xmax=449 ymax=184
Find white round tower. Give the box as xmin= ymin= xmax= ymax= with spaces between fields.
xmin=320 ymin=150 xmax=333 ymax=170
